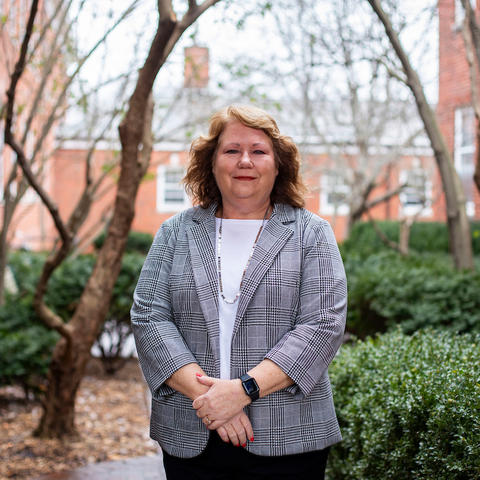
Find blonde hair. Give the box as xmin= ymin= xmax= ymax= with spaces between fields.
xmin=184 ymin=104 xmax=307 ymax=208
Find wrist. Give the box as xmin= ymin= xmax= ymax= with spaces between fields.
xmin=238 ymin=373 xmax=260 ymax=403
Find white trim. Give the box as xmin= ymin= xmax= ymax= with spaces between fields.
xmin=319 ymin=172 xmax=350 ymax=216
xmin=56 ymin=139 xmax=432 ymax=158
xmin=399 ymin=169 xmax=432 ymax=217
xmin=156 ymin=155 xmax=190 ymax=212
xmin=57 ymin=139 xmax=190 ymax=152
xmin=454 ymin=106 xmax=476 ymax=216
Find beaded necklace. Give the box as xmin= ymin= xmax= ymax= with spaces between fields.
xmin=217 ymin=205 xmax=270 ymax=304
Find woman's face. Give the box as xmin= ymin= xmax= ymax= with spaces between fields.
xmin=213 ymin=121 xmax=278 ymax=212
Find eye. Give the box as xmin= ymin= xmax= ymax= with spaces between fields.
xmin=253 ymin=150 xmax=266 ymax=155
xmin=225 ymin=149 xmax=239 ymax=154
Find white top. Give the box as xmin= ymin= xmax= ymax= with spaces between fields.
xmin=215 ymin=218 xmax=264 ymax=379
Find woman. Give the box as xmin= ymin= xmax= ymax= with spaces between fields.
xmin=131 ymin=104 xmax=347 ymax=479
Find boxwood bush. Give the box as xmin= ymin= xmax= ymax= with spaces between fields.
xmin=2 ymin=250 xmax=145 ymax=392
xmin=345 ymin=251 xmax=480 ymax=337
xmin=0 ymin=296 xmax=58 ymax=398
xmin=93 ymin=230 xmax=153 ymax=255
xmin=327 ymin=329 xmax=480 ymax=479
xmin=341 ymin=220 xmax=480 ymax=258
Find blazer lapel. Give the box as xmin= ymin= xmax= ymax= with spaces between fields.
xmin=233 ymin=204 xmax=295 ymax=338
xmin=186 ymin=204 xmax=220 ymax=360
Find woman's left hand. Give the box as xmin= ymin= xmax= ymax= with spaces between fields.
xmin=192 ymin=374 xmax=250 ymax=428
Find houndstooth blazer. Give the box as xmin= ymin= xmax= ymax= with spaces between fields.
xmin=131 ymin=203 xmax=347 ymax=458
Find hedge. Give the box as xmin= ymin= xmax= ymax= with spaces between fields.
xmin=1 ymin=250 xmax=145 ymax=392
xmin=327 ymin=329 xmax=480 ymax=479
xmin=93 ymin=230 xmax=153 ymax=255
xmin=341 ymin=220 xmax=480 ymax=258
xmin=344 ymin=251 xmax=480 ymax=337
xmin=0 ymin=297 xmax=58 ymax=398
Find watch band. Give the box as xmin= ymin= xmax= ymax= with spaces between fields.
xmin=239 ymin=373 xmax=260 ymax=402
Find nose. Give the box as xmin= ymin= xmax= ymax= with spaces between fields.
xmin=238 ymin=151 xmax=253 ymax=167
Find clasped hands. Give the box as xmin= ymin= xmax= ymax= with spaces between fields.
xmin=192 ymin=373 xmax=254 ymax=447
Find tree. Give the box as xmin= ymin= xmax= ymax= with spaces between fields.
xmin=216 ymin=0 xmax=430 ymax=236
xmin=367 ymin=0 xmax=474 ymax=270
xmin=5 ymin=0 xmax=222 ymax=438
xmin=0 ymin=0 xmax=141 ymax=304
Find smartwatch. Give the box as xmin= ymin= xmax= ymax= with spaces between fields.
xmin=239 ymin=373 xmax=260 ymax=402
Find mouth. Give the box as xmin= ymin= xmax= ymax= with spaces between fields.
xmin=233 ymin=176 xmax=256 ymax=181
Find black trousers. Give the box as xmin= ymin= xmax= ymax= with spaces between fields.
xmin=163 ymin=432 xmax=330 ymax=480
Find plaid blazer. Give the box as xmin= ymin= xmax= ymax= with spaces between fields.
xmin=131 ymin=203 xmax=347 ymax=458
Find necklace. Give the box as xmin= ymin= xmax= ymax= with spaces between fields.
xmin=217 ymin=205 xmax=270 ymax=304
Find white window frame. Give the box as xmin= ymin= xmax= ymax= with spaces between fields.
xmin=319 ymin=172 xmax=350 ymax=216
xmin=454 ymin=106 xmax=476 ymax=217
xmin=156 ymin=154 xmax=190 ymax=213
xmin=399 ymin=168 xmax=432 ymax=217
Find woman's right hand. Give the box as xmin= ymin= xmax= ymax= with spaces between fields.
xmin=216 ymin=411 xmax=254 ymax=447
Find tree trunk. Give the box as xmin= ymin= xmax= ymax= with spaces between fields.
xmin=4 ymin=0 xmax=218 ymax=437
xmin=35 ymin=11 xmax=175 ymax=436
xmin=368 ymin=0 xmax=474 ymax=271
xmin=34 ymin=337 xmax=86 ymax=438
xmin=398 ymin=217 xmax=412 ymax=256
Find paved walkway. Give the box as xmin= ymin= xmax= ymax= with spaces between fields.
xmin=31 ymin=455 xmax=166 ymax=480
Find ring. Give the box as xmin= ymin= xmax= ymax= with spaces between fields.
xmin=205 ymin=416 xmax=212 ymax=425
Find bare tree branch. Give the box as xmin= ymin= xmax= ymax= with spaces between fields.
xmin=364 ymin=184 xmax=406 ymax=211
xmin=367 ymin=0 xmax=473 ymax=270
xmin=4 ymin=0 xmax=73 ymax=340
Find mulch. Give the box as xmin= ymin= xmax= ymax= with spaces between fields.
xmin=0 ymin=358 xmax=159 ymax=480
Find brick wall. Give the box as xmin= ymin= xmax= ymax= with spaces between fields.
xmin=437 ymin=0 xmax=480 ymax=217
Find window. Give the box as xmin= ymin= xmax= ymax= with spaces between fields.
xmin=156 ymin=154 xmax=190 ymax=212
xmin=399 ymin=168 xmax=432 ymax=216
xmin=319 ymin=172 xmax=350 ymax=216
xmin=454 ymin=106 xmax=476 ymax=216
xmin=455 ymin=0 xmax=477 ymax=28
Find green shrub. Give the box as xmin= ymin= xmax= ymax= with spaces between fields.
xmin=341 ymin=220 xmax=480 ymax=258
xmin=345 ymin=251 xmax=480 ymax=337
xmin=8 ymin=251 xmax=46 ymax=293
xmin=94 ymin=230 xmax=153 ymax=255
xmin=327 ymin=329 xmax=480 ymax=479
xmin=95 ymin=252 xmax=144 ymax=374
xmin=2 ymin=250 xmax=145 ymax=390
xmin=0 ymin=295 xmax=58 ymax=398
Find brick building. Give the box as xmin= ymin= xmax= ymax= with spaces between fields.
xmin=1 ymin=0 xmax=61 ymax=250
xmin=1 ymin=2 xmax=479 ymax=251
xmin=437 ymin=0 xmax=480 ymax=219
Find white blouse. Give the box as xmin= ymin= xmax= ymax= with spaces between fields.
xmin=215 ymin=218 xmax=264 ymax=379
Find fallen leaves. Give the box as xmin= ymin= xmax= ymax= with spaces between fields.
xmin=0 ymin=359 xmax=158 ymax=479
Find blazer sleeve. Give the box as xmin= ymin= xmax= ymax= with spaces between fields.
xmin=131 ymin=220 xmax=198 ymax=398
xmin=264 ymin=217 xmax=347 ymax=398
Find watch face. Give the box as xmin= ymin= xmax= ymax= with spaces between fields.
xmin=244 ymin=378 xmax=258 ymax=395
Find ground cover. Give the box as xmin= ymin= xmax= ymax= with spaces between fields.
xmin=0 ymin=359 xmax=158 ymax=479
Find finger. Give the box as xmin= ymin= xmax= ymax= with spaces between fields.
xmin=192 ymin=396 xmax=204 ymax=410
xmin=239 ymin=413 xmax=254 ymax=442
xmin=224 ymin=422 xmax=240 ymax=447
xmin=217 ymin=426 xmax=229 ymax=443
xmin=231 ymin=417 xmax=247 ymax=446
xmin=207 ymin=419 xmax=220 ymax=430
xmin=202 ymin=416 xmax=213 ymax=428
xmin=195 ymin=374 xmax=216 ymax=387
